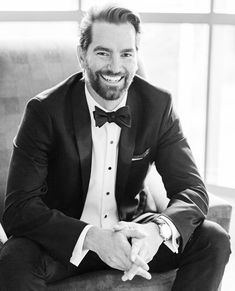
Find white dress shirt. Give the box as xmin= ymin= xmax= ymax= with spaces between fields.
xmin=70 ymin=86 xmax=179 ymax=267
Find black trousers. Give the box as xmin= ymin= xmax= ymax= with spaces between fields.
xmin=0 ymin=220 xmax=231 ymax=291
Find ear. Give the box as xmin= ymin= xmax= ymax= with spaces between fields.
xmin=77 ymin=45 xmax=86 ymax=69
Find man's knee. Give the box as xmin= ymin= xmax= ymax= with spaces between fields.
xmin=0 ymin=237 xmax=43 ymax=269
xmin=0 ymin=237 xmax=46 ymax=289
xmin=195 ymin=220 xmax=231 ymax=261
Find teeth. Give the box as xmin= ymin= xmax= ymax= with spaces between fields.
xmin=101 ymin=75 xmax=122 ymax=83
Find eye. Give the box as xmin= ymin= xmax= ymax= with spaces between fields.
xmin=121 ymin=52 xmax=134 ymax=58
xmin=96 ymin=51 xmax=109 ymax=57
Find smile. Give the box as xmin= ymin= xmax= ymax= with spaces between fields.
xmin=100 ymin=74 xmax=124 ymax=83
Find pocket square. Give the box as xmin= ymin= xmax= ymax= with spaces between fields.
xmin=132 ymin=148 xmax=150 ymax=161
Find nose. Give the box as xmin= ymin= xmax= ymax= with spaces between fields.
xmin=108 ymin=54 xmax=121 ymax=73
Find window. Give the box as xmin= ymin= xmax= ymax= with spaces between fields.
xmin=0 ymin=22 xmax=78 ymax=37
xmin=0 ymin=0 xmax=78 ymax=11
xmin=82 ymin=0 xmax=210 ymax=13
xmin=214 ymin=0 xmax=235 ymax=13
xmin=206 ymin=25 xmax=235 ymax=188
xmin=140 ymin=23 xmax=208 ymax=173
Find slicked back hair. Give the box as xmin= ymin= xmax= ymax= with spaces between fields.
xmin=79 ymin=5 xmax=141 ymax=52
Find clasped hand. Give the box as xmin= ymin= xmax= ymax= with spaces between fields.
xmin=87 ymin=221 xmax=163 ymax=281
xmin=113 ymin=221 xmax=163 ymax=281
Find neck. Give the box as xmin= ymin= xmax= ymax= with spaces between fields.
xmin=86 ymin=81 xmax=125 ymax=111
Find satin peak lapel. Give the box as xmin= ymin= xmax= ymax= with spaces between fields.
xmin=116 ymin=86 xmax=139 ymax=217
xmin=71 ymin=80 xmax=92 ymax=201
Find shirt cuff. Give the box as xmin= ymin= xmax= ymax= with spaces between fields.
xmin=70 ymin=224 xmax=93 ymax=267
xmin=158 ymin=215 xmax=180 ymax=253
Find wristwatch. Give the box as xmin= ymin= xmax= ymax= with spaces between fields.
xmin=153 ymin=217 xmax=172 ymax=242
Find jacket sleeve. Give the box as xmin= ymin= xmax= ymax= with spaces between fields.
xmin=154 ymin=94 xmax=209 ymax=251
xmin=3 ymin=98 xmax=88 ymax=264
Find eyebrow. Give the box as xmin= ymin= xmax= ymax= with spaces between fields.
xmin=121 ymin=48 xmax=136 ymax=53
xmin=94 ymin=46 xmax=112 ymax=53
xmin=93 ymin=46 xmax=135 ymax=53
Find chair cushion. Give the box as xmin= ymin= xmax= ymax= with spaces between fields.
xmin=48 ymin=269 xmax=177 ymax=291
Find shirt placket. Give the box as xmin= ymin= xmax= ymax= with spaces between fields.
xmin=101 ymin=123 xmax=119 ymax=229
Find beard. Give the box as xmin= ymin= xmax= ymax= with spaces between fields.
xmin=84 ymin=66 xmax=134 ymax=101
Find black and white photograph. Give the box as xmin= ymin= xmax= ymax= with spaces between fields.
xmin=0 ymin=1 xmax=234 ymax=290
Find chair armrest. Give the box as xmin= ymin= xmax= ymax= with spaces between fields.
xmin=207 ymin=192 xmax=232 ymax=232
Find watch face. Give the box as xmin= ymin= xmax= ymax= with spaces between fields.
xmin=158 ymin=223 xmax=172 ymax=241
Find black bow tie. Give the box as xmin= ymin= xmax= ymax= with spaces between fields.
xmin=93 ymin=105 xmax=131 ymax=128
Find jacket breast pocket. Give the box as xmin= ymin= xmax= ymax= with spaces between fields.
xmin=132 ymin=148 xmax=150 ymax=162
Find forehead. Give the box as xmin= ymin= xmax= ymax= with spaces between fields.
xmin=90 ymin=21 xmax=137 ymax=50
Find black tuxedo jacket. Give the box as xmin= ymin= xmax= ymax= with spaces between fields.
xmin=3 ymin=72 xmax=208 ymax=264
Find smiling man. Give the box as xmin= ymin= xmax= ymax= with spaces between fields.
xmin=80 ymin=21 xmax=138 ymax=107
xmin=0 ymin=4 xmax=231 ymax=291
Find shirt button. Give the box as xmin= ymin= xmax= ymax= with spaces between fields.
xmin=108 ymin=167 xmax=112 ymax=170
xmin=110 ymin=140 xmax=114 ymax=144
xmin=106 ymin=192 xmax=110 ymax=195
xmin=104 ymin=214 xmax=107 ymax=218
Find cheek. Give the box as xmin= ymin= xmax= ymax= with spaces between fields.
xmin=86 ymin=56 xmax=108 ymax=72
xmin=125 ymin=59 xmax=138 ymax=75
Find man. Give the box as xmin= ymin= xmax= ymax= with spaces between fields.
xmin=0 ymin=4 xmax=231 ymax=291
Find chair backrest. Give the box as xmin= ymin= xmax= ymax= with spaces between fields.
xmin=0 ymin=37 xmax=79 ymax=219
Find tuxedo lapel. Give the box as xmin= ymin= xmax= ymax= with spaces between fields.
xmin=116 ymin=85 xmax=139 ymax=217
xmin=71 ymin=79 xmax=92 ymax=201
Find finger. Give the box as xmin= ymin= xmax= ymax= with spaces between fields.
xmin=113 ymin=221 xmax=129 ymax=231
xmin=122 ymin=264 xmax=139 ymax=281
xmin=113 ymin=225 xmax=125 ymax=231
xmin=134 ymin=254 xmax=149 ymax=271
xmin=122 ymin=272 xmax=129 ymax=281
xmin=113 ymin=227 xmax=146 ymax=241
xmin=124 ymin=228 xmax=147 ymax=239
xmin=139 ymin=247 xmax=152 ymax=263
xmin=122 ymin=266 xmax=151 ymax=281
xmin=113 ymin=224 xmax=126 ymax=231
xmin=113 ymin=222 xmax=147 ymax=240
xmin=130 ymin=238 xmax=143 ymax=262
xmin=136 ymin=267 xmax=152 ymax=280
